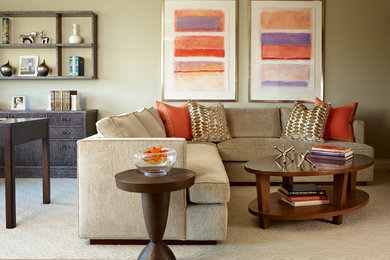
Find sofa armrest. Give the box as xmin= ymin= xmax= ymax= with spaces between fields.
xmin=77 ymin=137 xmax=188 ymax=239
xmin=353 ymin=120 xmax=364 ymax=143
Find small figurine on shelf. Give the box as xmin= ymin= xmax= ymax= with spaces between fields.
xmin=36 ymin=59 xmax=49 ymax=76
xmin=38 ymin=30 xmax=49 ymax=44
xmin=19 ymin=31 xmax=37 ymax=44
xmin=0 ymin=60 xmax=14 ymax=76
xmin=69 ymin=24 xmax=83 ymax=44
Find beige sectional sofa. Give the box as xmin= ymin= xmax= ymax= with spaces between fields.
xmin=77 ymin=106 xmax=374 ymax=242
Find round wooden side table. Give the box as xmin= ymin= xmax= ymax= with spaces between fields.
xmin=115 ymin=168 xmax=195 ymax=260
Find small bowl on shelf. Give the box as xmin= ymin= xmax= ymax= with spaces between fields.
xmin=133 ymin=147 xmax=177 ymax=177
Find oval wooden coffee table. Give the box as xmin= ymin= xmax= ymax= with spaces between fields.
xmin=245 ymin=154 xmax=373 ymax=229
xmin=115 ymin=168 xmax=195 ymax=260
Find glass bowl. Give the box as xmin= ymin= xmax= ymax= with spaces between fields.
xmin=133 ymin=147 xmax=177 ymax=177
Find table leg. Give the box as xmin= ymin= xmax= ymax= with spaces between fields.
xmin=256 ymin=175 xmax=270 ymax=229
xmin=348 ymin=171 xmax=357 ymax=191
xmin=42 ymin=122 xmax=50 ymax=204
xmin=138 ymin=192 xmax=175 ymax=260
xmin=4 ymin=128 xmax=16 ymax=229
xmin=332 ymin=172 xmax=348 ymax=225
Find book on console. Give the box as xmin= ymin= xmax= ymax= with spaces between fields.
xmin=280 ymin=197 xmax=330 ymax=207
xmin=311 ymin=145 xmax=352 ymax=153
xmin=279 ymin=184 xmax=326 ymax=196
xmin=310 ymin=150 xmax=353 ymax=158
xmin=310 ymin=154 xmax=353 ymax=161
xmin=277 ymin=189 xmax=328 ymax=202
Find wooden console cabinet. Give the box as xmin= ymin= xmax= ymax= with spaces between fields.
xmin=0 ymin=109 xmax=97 ymax=177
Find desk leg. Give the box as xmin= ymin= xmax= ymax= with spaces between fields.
xmin=4 ymin=128 xmax=16 ymax=229
xmin=139 ymin=192 xmax=175 ymax=260
xmin=256 ymin=175 xmax=270 ymax=229
xmin=333 ymin=172 xmax=348 ymax=225
xmin=42 ymin=125 xmax=50 ymax=204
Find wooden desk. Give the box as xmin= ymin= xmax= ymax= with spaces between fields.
xmin=115 ymin=168 xmax=195 ymax=260
xmin=0 ymin=118 xmax=50 ymax=228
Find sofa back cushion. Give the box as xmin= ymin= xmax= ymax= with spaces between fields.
xmin=224 ymin=108 xmax=281 ymax=137
xmin=280 ymin=107 xmax=293 ymax=131
xmin=96 ymin=108 xmax=166 ymax=138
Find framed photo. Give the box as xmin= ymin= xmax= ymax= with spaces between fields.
xmin=249 ymin=0 xmax=324 ymax=102
xmin=11 ymin=96 xmax=26 ymax=110
xmin=162 ymin=0 xmax=237 ymax=101
xmin=19 ymin=56 xmax=38 ymax=76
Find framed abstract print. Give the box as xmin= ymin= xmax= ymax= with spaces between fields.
xmin=162 ymin=0 xmax=237 ymax=101
xmin=249 ymin=0 xmax=324 ymax=102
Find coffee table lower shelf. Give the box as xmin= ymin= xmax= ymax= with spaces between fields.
xmin=248 ymin=187 xmax=369 ymax=221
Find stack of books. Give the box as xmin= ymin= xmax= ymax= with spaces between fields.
xmin=50 ymin=90 xmax=77 ymax=111
xmin=69 ymin=56 xmax=84 ymax=76
xmin=310 ymin=145 xmax=353 ymax=161
xmin=278 ymin=184 xmax=330 ymax=206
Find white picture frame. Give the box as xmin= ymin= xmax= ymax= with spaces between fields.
xmin=19 ymin=56 xmax=38 ymax=76
xmin=11 ymin=95 xmax=26 ymax=110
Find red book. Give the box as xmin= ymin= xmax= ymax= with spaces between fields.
xmin=311 ymin=145 xmax=352 ymax=153
xmin=278 ymin=189 xmax=328 ymax=202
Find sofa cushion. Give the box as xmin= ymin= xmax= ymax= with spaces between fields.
xmin=218 ymin=137 xmax=374 ymax=162
xmin=280 ymin=107 xmax=293 ymax=131
xmin=225 ymin=108 xmax=281 ymax=138
xmin=281 ymin=102 xmax=330 ymax=142
xmin=187 ymin=143 xmax=230 ymax=204
xmin=188 ymin=101 xmax=231 ymax=142
xmin=96 ymin=108 xmax=166 ymax=138
xmin=315 ymin=97 xmax=358 ymax=142
xmin=156 ymin=101 xmax=192 ymax=139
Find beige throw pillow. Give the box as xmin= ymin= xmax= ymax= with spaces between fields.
xmin=96 ymin=108 xmax=166 ymax=138
xmin=188 ymin=101 xmax=232 ymax=142
xmin=281 ymin=102 xmax=330 ymax=142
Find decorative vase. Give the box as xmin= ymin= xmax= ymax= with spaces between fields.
xmin=2 ymin=18 xmax=9 ymax=44
xmin=36 ymin=59 xmax=49 ymax=76
xmin=0 ymin=60 xmax=13 ymax=76
xmin=69 ymin=24 xmax=83 ymax=44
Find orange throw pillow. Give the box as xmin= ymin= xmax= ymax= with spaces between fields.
xmin=314 ymin=97 xmax=358 ymax=142
xmin=156 ymin=101 xmax=192 ymax=139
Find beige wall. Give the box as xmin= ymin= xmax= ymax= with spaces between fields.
xmin=1 ymin=0 xmax=389 ymax=159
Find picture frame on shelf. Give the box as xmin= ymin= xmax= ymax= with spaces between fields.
xmin=19 ymin=56 xmax=38 ymax=76
xmin=11 ymin=95 xmax=26 ymax=110
xmin=249 ymin=0 xmax=324 ymax=102
xmin=162 ymin=0 xmax=238 ymax=101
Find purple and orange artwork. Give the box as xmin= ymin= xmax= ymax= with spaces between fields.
xmin=260 ymin=8 xmax=313 ymax=89
xmin=173 ymin=9 xmax=226 ymax=92
xmin=164 ymin=0 xmax=236 ymax=101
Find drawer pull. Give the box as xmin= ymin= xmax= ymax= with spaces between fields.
xmin=61 ymin=145 xmax=73 ymax=149
xmin=61 ymin=118 xmax=71 ymax=121
xmin=61 ymin=131 xmax=71 ymax=135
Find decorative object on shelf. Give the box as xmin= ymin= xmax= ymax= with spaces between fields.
xmin=133 ymin=147 xmax=177 ymax=177
xmin=2 ymin=18 xmax=10 ymax=44
xmin=11 ymin=95 xmax=26 ymax=110
xmin=19 ymin=56 xmax=38 ymax=76
xmin=18 ymin=31 xmax=37 ymax=44
xmin=274 ymin=144 xmax=295 ymax=163
xmin=0 ymin=60 xmax=13 ymax=76
xmin=296 ymin=150 xmax=316 ymax=168
xmin=71 ymin=94 xmax=79 ymax=111
xmin=249 ymin=0 xmax=324 ymax=102
xmin=36 ymin=59 xmax=49 ymax=76
xmin=69 ymin=56 xmax=84 ymax=76
xmin=38 ymin=30 xmax=49 ymax=44
xmin=69 ymin=24 xmax=83 ymax=44
xmin=162 ymin=0 xmax=237 ymax=101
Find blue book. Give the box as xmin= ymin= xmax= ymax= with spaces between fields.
xmin=69 ymin=56 xmax=84 ymax=76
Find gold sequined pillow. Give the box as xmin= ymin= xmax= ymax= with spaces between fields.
xmin=188 ymin=101 xmax=232 ymax=142
xmin=281 ymin=102 xmax=330 ymax=142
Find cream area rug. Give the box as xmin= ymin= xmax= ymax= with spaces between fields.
xmin=1 ymin=171 xmax=390 ymax=259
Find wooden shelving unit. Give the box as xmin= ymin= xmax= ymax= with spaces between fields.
xmin=0 ymin=11 xmax=97 ymax=80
